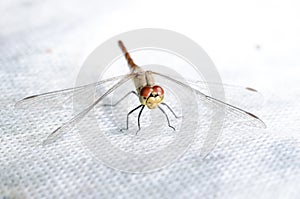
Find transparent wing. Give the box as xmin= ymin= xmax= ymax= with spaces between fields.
xmin=15 ymin=74 xmax=131 ymax=109
xmin=152 ymin=71 xmax=266 ymax=128
xmin=43 ymin=73 xmax=136 ymax=145
xmin=171 ymin=76 xmax=264 ymax=110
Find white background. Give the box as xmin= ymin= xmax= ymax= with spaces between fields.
xmin=1 ymin=0 xmax=300 ymax=198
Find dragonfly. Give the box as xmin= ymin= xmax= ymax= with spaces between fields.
xmin=15 ymin=40 xmax=266 ymax=144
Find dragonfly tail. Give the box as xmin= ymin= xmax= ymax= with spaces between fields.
xmin=118 ymin=40 xmax=137 ymax=70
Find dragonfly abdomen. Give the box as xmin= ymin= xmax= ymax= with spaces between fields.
xmin=118 ymin=40 xmax=137 ymax=71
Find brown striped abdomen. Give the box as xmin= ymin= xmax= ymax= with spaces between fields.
xmin=118 ymin=40 xmax=137 ymax=71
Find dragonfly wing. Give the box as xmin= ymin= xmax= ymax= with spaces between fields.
xmin=152 ymin=71 xmax=266 ymax=128
xmin=43 ymin=73 xmax=136 ymax=145
xmin=166 ymin=74 xmax=263 ymax=110
xmin=15 ymin=74 xmax=132 ymax=109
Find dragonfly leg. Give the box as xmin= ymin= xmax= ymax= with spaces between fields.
xmin=161 ymin=102 xmax=182 ymax=118
xmin=158 ymin=105 xmax=176 ymax=131
xmin=120 ymin=104 xmax=144 ymax=132
xmin=136 ymin=105 xmax=145 ymax=134
xmin=103 ymin=91 xmax=138 ymax=107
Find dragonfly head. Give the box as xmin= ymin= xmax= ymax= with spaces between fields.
xmin=140 ymin=85 xmax=164 ymax=109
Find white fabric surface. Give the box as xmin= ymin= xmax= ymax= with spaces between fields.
xmin=1 ymin=0 xmax=300 ymax=198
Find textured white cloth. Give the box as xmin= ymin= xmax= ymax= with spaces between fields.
xmin=1 ymin=1 xmax=300 ymax=198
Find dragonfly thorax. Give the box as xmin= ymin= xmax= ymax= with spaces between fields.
xmin=139 ymin=85 xmax=164 ymax=109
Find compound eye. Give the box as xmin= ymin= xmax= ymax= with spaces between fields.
xmin=152 ymin=85 xmax=164 ymax=96
xmin=140 ymin=86 xmax=152 ymax=98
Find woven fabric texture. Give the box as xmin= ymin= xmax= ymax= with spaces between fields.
xmin=1 ymin=1 xmax=300 ymax=198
